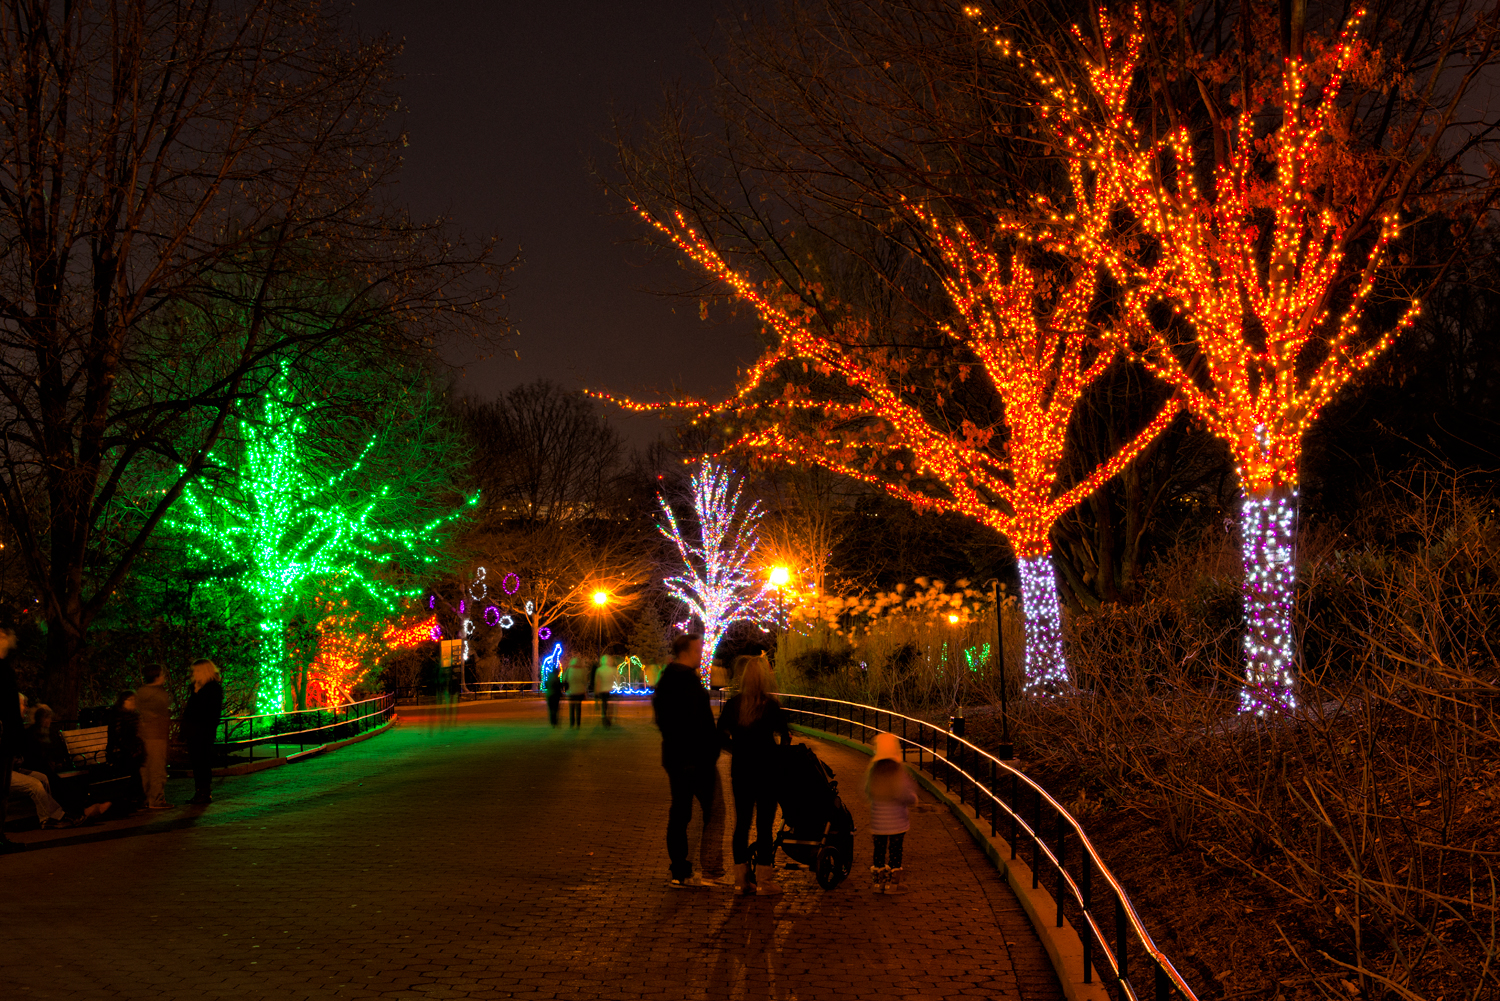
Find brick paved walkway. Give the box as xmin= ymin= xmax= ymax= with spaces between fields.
xmin=2 ymin=699 xmax=1062 ymax=1001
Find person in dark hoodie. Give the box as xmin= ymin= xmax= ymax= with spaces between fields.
xmin=181 ymin=659 xmax=224 ymax=805
xmin=651 ymin=633 xmax=730 ymax=889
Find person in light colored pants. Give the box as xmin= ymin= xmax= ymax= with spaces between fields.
xmin=9 ymin=768 xmax=65 ymax=825
xmin=134 ymin=665 xmax=172 ymax=809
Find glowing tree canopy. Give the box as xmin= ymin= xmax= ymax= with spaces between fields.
xmin=658 ymin=459 xmax=777 ymax=681
xmin=174 ymin=362 xmax=473 ymax=713
xmin=611 ymin=157 xmax=1178 ymax=691
xmin=1011 ymin=6 xmax=1419 ymax=711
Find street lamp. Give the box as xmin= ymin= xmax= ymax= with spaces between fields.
xmin=987 ymin=578 xmax=1014 ymax=760
xmin=768 ymin=566 xmax=791 ymax=671
xmin=592 ymin=590 xmax=610 ymax=607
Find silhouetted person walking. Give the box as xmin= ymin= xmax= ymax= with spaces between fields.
xmin=652 ymin=633 xmax=730 ymax=889
xmin=182 ymin=659 xmax=223 ymax=805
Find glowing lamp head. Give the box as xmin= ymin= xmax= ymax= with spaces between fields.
xmin=592 ymin=590 xmax=609 ymax=607
xmin=947 ymin=613 xmax=960 ymax=625
xmin=769 ymin=566 xmax=791 ymax=588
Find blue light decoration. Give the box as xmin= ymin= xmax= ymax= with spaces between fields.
xmin=1239 ymin=486 xmax=1299 ymax=715
xmin=1018 ymin=555 xmax=1069 ymax=695
xmin=540 ymin=642 xmax=564 ymax=682
xmin=658 ymin=458 xmax=777 ymax=683
xmin=610 ymin=654 xmax=655 ymax=695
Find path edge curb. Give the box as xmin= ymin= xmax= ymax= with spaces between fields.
xmin=213 ymin=717 xmax=398 ymax=776
xmin=792 ymin=723 xmax=1110 ymax=1001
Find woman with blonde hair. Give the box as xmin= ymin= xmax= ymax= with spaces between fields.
xmin=182 ymin=658 xmax=223 ymax=805
xmin=716 ymin=653 xmax=789 ymax=894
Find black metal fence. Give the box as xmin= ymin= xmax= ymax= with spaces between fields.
xmin=216 ymin=693 xmax=397 ymax=761
xmin=387 ymin=681 xmax=538 ymax=705
xmin=781 ymin=693 xmax=1198 ymax=1001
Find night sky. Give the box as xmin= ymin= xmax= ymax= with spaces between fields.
xmin=347 ymin=1 xmax=764 ymax=449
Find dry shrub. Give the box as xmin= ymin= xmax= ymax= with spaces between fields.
xmin=1014 ymin=473 xmax=1500 ymax=1000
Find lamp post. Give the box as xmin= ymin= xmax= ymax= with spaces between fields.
xmin=768 ymin=566 xmax=790 ymax=673
xmin=989 ymin=578 xmax=1013 ymax=760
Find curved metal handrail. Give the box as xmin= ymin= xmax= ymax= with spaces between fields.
xmin=782 ymin=693 xmax=1198 ymax=1001
xmin=217 ymin=693 xmax=397 ymax=752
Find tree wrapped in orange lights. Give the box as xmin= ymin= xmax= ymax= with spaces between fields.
xmin=614 ymin=172 xmax=1178 ymax=692
xmin=1014 ymin=6 xmax=1421 ymax=712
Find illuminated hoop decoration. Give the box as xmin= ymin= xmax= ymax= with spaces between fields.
xmin=538 ymin=626 xmax=552 ymax=641
xmin=484 ymin=606 xmax=502 ymax=628
xmin=469 ymin=567 xmax=488 ymax=602
xmin=458 ymin=599 xmax=466 ymax=616
xmin=503 ymin=572 xmax=520 ymax=596
xmin=499 ymin=613 xmax=514 ymax=630
xmin=525 ymin=600 xmax=535 ymax=615
xmin=429 ymin=624 xmax=443 ymax=642
xmin=428 ymin=595 xmax=437 ymax=611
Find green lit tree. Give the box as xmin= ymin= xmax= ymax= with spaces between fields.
xmin=173 ymin=362 xmax=473 ymax=712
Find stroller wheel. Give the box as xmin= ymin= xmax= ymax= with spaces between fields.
xmin=815 ymin=846 xmax=845 ymax=890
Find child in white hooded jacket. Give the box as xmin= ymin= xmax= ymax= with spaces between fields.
xmin=865 ymin=732 xmax=918 ymax=894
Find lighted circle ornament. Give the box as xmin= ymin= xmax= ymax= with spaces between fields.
xmin=458 ymin=599 xmax=466 ymax=616
xmin=503 ymin=572 xmax=520 ymax=596
xmin=538 ymin=626 xmax=552 ymax=641
xmin=463 ymin=619 xmax=475 ymax=636
xmin=499 ymin=614 xmax=514 ymax=629
xmin=525 ymin=600 xmax=535 ymax=615
xmin=484 ymin=606 xmax=502 ymax=627
xmin=428 ymin=594 xmax=437 ymax=610
xmin=429 ymin=624 xmax=443 ymax=642
xmin=469 ymin=566 xmax=487 ymax=601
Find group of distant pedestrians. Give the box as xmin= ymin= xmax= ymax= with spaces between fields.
xmin=545 ymin=642 xmax=626 ymax=728
xmin=1 ymin=627 xmax=224 ymax=854
xmin=650 ymin=632 xmax=918 ymax=895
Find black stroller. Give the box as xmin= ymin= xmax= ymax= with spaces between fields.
xmin=773 ymin=741 xmax=856 ymax=889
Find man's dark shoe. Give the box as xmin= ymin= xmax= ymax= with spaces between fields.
xmin=187 ymin=795 xmax=212 ymax=805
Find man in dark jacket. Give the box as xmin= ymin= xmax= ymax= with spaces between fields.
xmin=0 ymin=626 xmax=25 ymax=853
xmin=651 ymin=633 xmax=728 ymax=888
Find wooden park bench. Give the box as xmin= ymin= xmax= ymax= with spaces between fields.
xmin=58 ymin=725 xmax=133 ymax=803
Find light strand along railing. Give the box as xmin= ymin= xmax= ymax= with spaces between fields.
xmin=217 ymin=693 xmax=396 ymax=761
xmin=781 ymin=693 xmax=1198 ymax=1001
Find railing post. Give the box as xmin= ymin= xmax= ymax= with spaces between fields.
xmin=1056 ymin=810 xmax=1066 ymax=927
xmin=1009 ymin=772 xmax=1019 ymax=859
xmin=989 ymin=760 xmax=997 ymax=836
xmin=1116 ymin=897 xmax=1129 ymax=981
xmin=1156 ymin=964 xmax=1169 ymax=1001
xmin=1032 ymin=787 xmax=1041 ymax=889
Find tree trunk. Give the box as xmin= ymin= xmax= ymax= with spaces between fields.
xmin=44 ymin=610 xmax=86 ymax=719
xmin=1237 ymin=484 xmax=1299 ymax=714
xmin=258 ymin=620 xmax=288 ymax=715
xmin=1017 ymin=552 xmax=1070 ymax=694
xmin=531 ymin=621 xmax=541 ymax=685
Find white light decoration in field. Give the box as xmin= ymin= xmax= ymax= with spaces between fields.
xmin=658 ymin=458 xmax=777 ymax=682
xmin=611 ymin=655 xmax=655 ymax=696
xmin=1018 ymin=555 xmax=1069 ymax=695
xmin=1238 ymin=487 xmax=1299 ymax=714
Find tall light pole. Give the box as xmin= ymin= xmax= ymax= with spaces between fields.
xmin=768 ymin=566 xmax=791 ymax=672
xmin=989 ymin=578 xmax=1013 ymax=760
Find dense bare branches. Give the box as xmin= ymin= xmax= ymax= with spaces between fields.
xmin=0 ymin=0 xmax=509 ymax=711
